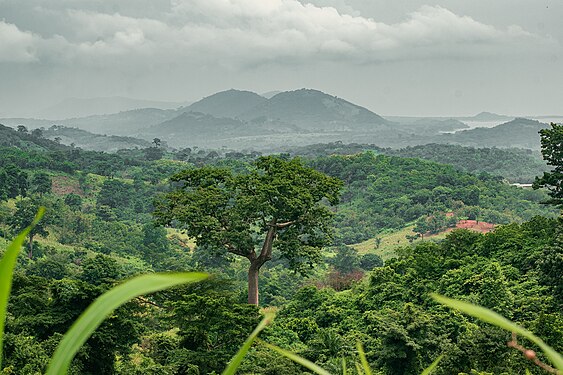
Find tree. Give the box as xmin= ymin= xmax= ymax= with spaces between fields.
xmin=31 ymin=128 xmax=43 ymax=138
xmin=64 ymin=193 xmax=83 ymax=211
xmin=8 ymin=198 xmax=49 ymax=258
xmin=31 ymin=172 xmax=51 ymax=195
xmin=534 ymin=122 xmax=563 ymax=207
xmin=16 ymin=125 xmax=28 ymax=133
xmin=154 ymin=156 xmax=342 ymax=305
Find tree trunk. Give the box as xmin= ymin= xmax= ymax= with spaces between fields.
xmin=247 ymin=225 xmax=277 ymax=305
xmin=248 ymin=262 xmax=260 ymax=305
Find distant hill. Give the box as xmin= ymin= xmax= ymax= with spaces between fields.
xmin=141 ymin=111 xmax=301 ymax=148
xmin=458 ymin=111 xmax=513 ymax=122
xmin=35 ymin=96 xmax=187 ymax=120
xmin=260 ymin=90 xmax=282 ymax=99
xmin=58 ymin=108 xmax=179 ymax=136
xmin=0 ymin=124 xmax=67 ymax=152
xmin=240 ymin=89 xmax=391 ymax=132
xmin=0 ymin=108 xmax=179 ymax=136
xmin=437 ymin=118 xmax=548 ymax=149
xmin=187 ymin=89 xmax=267 ymax=118
xmin=387 ymin=143 xmax=547 ymax=183
xmin=395 ymin=118 xmax=469 ymax=135
xmin=43 ymin=125 xmax=152 ymax=152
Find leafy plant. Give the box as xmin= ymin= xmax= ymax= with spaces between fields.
xmin=0 ymin=209 xmax=208 ymax=374
xmin=433 ymin=294 xmax=563 ymax=374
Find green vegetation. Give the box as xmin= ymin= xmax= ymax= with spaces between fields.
xmin=310 ymin=152 xmax=555 ymax=244
xmin=0 ymin=120 xmax=561 ymax=374
xmin=534 ymin=123 xmax=563 ymax=207
xmin=154 ymin=156 xmax=342 ymax=305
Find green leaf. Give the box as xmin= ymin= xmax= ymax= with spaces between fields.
xmin=0 ymin=207 xmax=44 ymax=369
xmin=46 ymin=272 xmax=208 ymax=375
xmin=222 ymin=311 xmax=275 ymax=375
xmin=258 ymin=339 xmax=332 ymax=375
xmin=420 ymin=354 xmax=443 ymax=375
xmin=356 ymin=341 xmax=372 ymax=375
xmin=433 ymin=294 xmax=563 ymax=372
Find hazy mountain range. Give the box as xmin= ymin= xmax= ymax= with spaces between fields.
xmin=35 ymin=97 xmax=190 ymax=120
xmin=0 ymin=88 xmax=558 ymax=151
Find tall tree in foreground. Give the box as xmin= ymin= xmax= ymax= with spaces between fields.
xmin=533 ymin=122 xmax=563 ymax=307
xmin=154 ymin=156 xmax=342 ymax=305
xmin=534 ymin=122 xmax=563 ymax=207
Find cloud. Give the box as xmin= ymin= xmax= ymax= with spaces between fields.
xmin=0 ymin=0 xmax=545 ymax=68
xmin=0 ymin=21 xmax=38 ymax=62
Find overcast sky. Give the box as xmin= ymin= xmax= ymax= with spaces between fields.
xmin=1 ymin=0 xmax=561 ymax=117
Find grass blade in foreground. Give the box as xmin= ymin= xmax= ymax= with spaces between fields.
xmin=420 ymin=354 xmax=443 ymax=375
xmin=222 ymin=310 xmax=275 ymax=375
xmin=46 ymin=272 xmax=208 ymax=375
xmin=356 ymin=341 xmax=373 ymax=375
xmin=258 ymin=339 xmax=332 ymax=375
xmin=0 ymin=207 xmax=44 ymax=369
xmin=433 ymin=294 xmax=563 ymax=372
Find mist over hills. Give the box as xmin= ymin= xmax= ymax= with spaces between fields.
xmin=239 ymin=89 xmax=391 ymax=132
xmin=1 ymin=88 xmax=556 ymax=151
xmin=35 ymin=97 xmax=188 ymax=120
xmin=43 ymin=125 xmax=152 ymax=152
xmin=436 ymin=118 xmax=549 ymax=149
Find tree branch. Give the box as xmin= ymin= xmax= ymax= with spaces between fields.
xmin=507 ymin=332 xmax=559 ymax=374
xmin=274 ymin=220 xmax=297 ymax=229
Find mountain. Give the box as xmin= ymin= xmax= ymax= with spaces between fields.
xmin=260 ymin=90 xmax=282 ymax=99
xmin=240 ymin=89 xmax=391 ymax=132
xmin=42 ymin=125 xmax=152 ymax=152
xmin=437 ymin=118 xmax=548 ymax=149
xmin=187 ymin=89 xmax=267 ymax=118
xmin=0 ymin=108 xmax=180 ymax=136
xmin=458 ymin=111 xmax=513 ymax=122
xmin=35 ymin=96 xmax=187 ymax=120
xmin=0 ymin=124 xmax=67 ymax=151
xmin=58 ymin=108 xmax=179 ymax=135
xmin=395 ymin=118 xmax=469 ymax=135
xmin=141 ymin=112 xmax=253 ymax=147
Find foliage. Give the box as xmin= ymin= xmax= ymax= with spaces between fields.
xmin=154 ymin=155 xmax=342 ymax=304
xmin=534 ymin=122 xmax=563 ymax=207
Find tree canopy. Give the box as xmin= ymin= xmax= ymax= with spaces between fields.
xmin=534 ymin=122 xmax=563 ymax=207
xmin=154 ymin=155 xmax=342 ymax=304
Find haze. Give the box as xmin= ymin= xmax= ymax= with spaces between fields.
xmin=1 ymin=0 xmax=561 ymax=118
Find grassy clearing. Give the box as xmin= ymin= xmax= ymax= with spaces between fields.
xmin=351 ymin=225 xmax=449 ymax=260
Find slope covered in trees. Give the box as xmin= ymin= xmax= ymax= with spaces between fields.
xmin=310 ymin=152 xmax=554 ymax=244
xmin=0 ymin=130 xmax=561 ymax=374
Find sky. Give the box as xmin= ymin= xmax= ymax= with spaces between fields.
xmin=0 ymin=0 xmax=561 ymax=117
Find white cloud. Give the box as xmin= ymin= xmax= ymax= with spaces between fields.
xmin=0 ymin=1 xmax=545 ymax=67
xmin=0 ymin=21 xmax=38 ymax=62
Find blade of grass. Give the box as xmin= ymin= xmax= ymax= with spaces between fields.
xmin=258 ymin=339 xmax=332 ymax=375
xmin=356 ymin=341 xmax=372 ymax=375
xmin=420 ymin=354 xmax=443 ymax=375
xmin=0 ymin=207 xmax=44 ymax=369
xmin=46 ymin=272 xmax=208 ymax=375
xmin=354 ymin=362 xmax=365 ymax=375
xmin=222 ymin=311 xmax=275 ymax=375
xmin=433 ymin=294 xmax=563 ymax=372
xmin=342 ymin=357 xmax=347 ymax=375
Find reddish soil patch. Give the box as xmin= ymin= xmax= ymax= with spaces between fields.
xmin=51 ymin=176 xmax=84 ymax=196
xmin=455 ymin=220 xmax=495 ymax=233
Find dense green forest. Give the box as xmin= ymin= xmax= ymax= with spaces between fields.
xmin=0 ymin=123 xmax=562 ymax=374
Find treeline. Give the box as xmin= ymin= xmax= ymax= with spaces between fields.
xmin=286 ymin=142 xmax=548 ymax=183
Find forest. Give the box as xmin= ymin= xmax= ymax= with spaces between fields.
xmin=0 ymin=123 xmax=562 ymax=374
